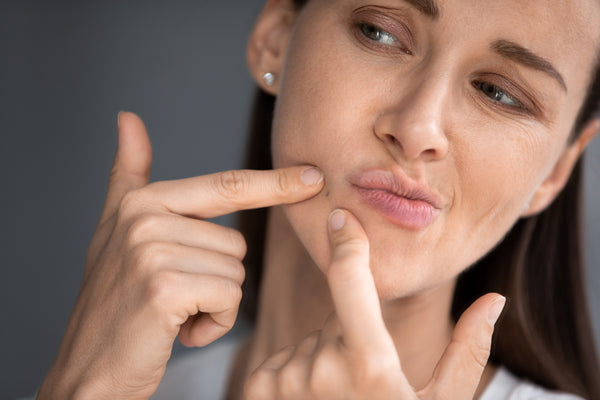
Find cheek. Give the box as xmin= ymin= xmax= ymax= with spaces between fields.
xmin=438 ymin=124 xmax=558 ymax=270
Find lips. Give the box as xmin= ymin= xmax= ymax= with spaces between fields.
xmin=349 ymin=168 xmax=443 ymax=230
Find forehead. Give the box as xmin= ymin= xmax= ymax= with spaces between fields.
xmin=458 ymin=0 xmax=600 ymax=52
xmin=445 ymin=0 xmax=600 ymax=82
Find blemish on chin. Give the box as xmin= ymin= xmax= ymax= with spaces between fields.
xmin=324 ymin=190 xmax=330 ymax=198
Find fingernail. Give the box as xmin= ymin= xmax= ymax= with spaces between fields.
xmin=301 ymin=167 xmax=324 ymax=186
xmin=487 ymin=296 xmax=506 ymax=327
xmin=329 ymin=209 xmax=346 ymax=231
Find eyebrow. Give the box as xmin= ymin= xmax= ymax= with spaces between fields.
xmin=492 ymin=39 xmax=567 ymax=92
xmin=402 ymin=0 xmax=440 ymax=19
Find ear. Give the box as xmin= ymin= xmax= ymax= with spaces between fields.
xmin=522 ymin=117 xmax=600 ymax=217
xmin=247 ymin=0 xmax=298 ymax=95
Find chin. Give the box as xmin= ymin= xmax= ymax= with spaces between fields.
xmin=283 ymin=190 xmax=462 ymax=302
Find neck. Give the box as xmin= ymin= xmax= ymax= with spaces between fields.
xmin=229 ymin=206 xmax=493 ymax=399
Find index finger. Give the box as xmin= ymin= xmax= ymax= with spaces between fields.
xmin=147 ymin=166 xmax=324 ymax=219
xmin=325 ymin=209 xmax=395 ymax=355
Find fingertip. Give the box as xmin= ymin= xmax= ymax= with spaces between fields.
xmin=117 ymin=111 xmax=146 ymax=134
xmin=487 ymin=295 xmax=507 ymax=327
xmin=452 ymin=293 xmax=505 ymax=338
xmin=300 ymin=166 xmax=324 ymax=186
xmin=326 ymin=209 xmax=369 ymax=259
xmin=327 ymin=209 xmax=368 ymax=241
xmin=117 ymin=110 xmax=135 ymax=128
xmin=328 ymin=209 xmax=346 ymax=231
xmin=115 ymin=111 xmax=152 ymax=166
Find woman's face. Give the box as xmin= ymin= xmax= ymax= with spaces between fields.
xmin=268 ymin=0 xmax=600 ymax=299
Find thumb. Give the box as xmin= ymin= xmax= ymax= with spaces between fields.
xmin=424 ymin=293 xmax=506 ymax=399
xmin=98 ymin=111 xmax=153 ymax=226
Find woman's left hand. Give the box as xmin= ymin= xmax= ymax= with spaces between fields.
xmin=244 ymin=209 xmax=506 ymax=400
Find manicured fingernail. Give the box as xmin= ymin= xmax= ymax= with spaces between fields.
xmin=487 ymin=296 xmax=506 ymax=327
xmin=329 ymin=209 xmax=346 ymax=231
xmin=301 ymin=167 xmax=324 ymax=186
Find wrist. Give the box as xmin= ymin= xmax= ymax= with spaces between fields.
xmin=37 ymin=365 xmax=95 ymax=400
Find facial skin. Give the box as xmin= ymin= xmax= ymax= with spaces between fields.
xmin=267 ymin=0 xmax=600 ymax=300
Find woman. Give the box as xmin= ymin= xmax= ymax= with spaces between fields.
xmin=35 ymin=0 xmax=600 ymax=399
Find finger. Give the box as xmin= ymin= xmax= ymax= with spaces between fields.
xmin=425 ymin=293 xmax=506 ymax=399
xmin=124 ymin=214 xmax=247 ymax=260
xmin=293 ymin=331 xmax=320 ymax=360
xmin=263 ymin=346 xmax=297 ymax=371
xmin=128 ymin=242 xmax=245 ymax=285
xmin=277 ymin=332 xmax=320 ymax=398
xmin=99 ymin=111 xmax=153 ymax=226
xmin=244 ymin=346 xmax=296 ymax=400
xmin=145 ymin=271 xmax=242 ymax=347
xmin=178 ymin=309 xmax=241 ymax=348
xmin=148 ymin=166 xmax=324 ymax=219
xmin=325 ymin=209 xmax=393 ymax=355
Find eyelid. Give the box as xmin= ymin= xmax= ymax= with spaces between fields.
xmin=352 ymin=8 xmax=416 ymax=53
xmin=474 ymin=74 xmax=542 ymax=116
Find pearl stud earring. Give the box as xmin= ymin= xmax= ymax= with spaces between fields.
xmin=263 ymin=72 xmax=275 ymax=86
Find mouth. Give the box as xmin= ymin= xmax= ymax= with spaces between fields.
xmin=348 ymin=168 xmax=443 ymax=230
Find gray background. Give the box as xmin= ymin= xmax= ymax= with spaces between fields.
xmin=1 ymin=1 xmax=598 ymax=398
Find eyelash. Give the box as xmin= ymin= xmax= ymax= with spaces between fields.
xmin=356 ymin=22 xmax=412 ymax=55
xmin=356 ymin=22 xmax=533 ymax=114
xmin=472 ymin=81 xmax=527 ymax=112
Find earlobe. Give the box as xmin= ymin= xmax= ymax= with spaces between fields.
xmin=247 ymin=0 xmax=297 ymax=95
xmin=521 ymin=117 xmax=600 ymax=217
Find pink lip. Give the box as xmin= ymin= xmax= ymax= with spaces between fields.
xmin=349 ymin=169 xmax=443 ymax=230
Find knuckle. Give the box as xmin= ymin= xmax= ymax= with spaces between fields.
xmin=214 ymin=277 xmax=243 ymax=308
xmin=342 ymin=353 xmax=400 ymax=396
xmin=144 ymin=270 xmax=180 ymax=308
xmin=215 ymin=170 xmax=249 ymax=201
xmin=278 ymin=361 xmax=303 ymax=397
xmin=227 ymin=279 xmax=243 ymax=304
xmin=352 ymin=355 xmax=389 ymax=387
xmin=244 ymin=369 xmax=271 ymax=400
xmin=332 ymin=236 xmax=369 ymax=258
xmin=453 ymin=338 xmax=490 ymax=370
xmin=226 ymin=228 xmax=247 ymax=259
xmin=309 ymin=347 xmax=338 ymax=391
xmin=227 ymin=257 xmax=246 ymax=285
xmin=274 ymin=170 xmax=292 ymax=197
xmin=125 ymin=214 xmax=160 ymax=247
xmin=469 ymin=341 xmax=491 ymax=369
xmin=130 ymin=242 xmax=171 ymax=273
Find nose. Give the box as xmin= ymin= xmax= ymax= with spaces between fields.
xmin=374 ymin=73 xmax=450 ymax=162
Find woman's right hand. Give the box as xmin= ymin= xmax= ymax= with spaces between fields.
xmin=37 ymin=112 xmax=324 ymax=400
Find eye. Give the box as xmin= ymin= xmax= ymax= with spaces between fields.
xmin=360 ymin=23 xmax=400 ymax=47
xmin=476 ymin=81 xmax=524 ymax=109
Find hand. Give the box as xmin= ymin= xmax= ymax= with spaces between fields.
xmin=37 ymin=112 xmax=325 ymax=400
xmin=244 ymin=209 xmax=506 ymax=400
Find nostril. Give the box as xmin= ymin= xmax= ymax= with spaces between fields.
xmin=385 ymin=134 xmax=399 ymax=146
xmin=385 ymin=134 xmax=405 ymax=152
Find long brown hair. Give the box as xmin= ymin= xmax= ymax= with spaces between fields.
xmin=239 ymin=1 xmax=600 ymax=398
